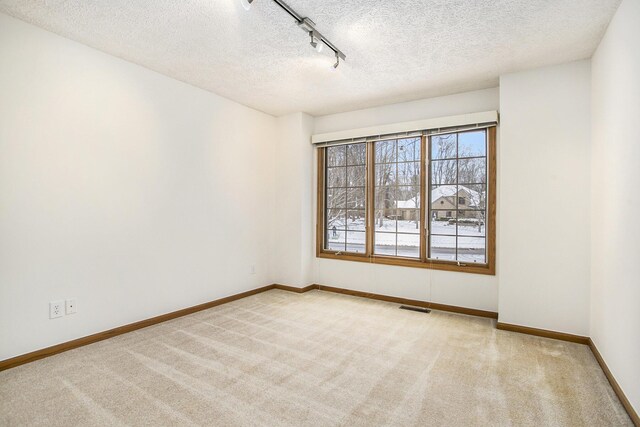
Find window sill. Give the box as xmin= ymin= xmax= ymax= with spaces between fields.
xmin=316 ymin=251 xmax=495 ymax=275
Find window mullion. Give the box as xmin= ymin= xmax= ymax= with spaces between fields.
xmin=420 ymin=134 xmax=427 ymax=262
xmin=455 ymin=136 xmax=459 ymax=262
xmin=426 ymin=135 xmax=432 ymax=260
xmin=316 ymin=148 xmax=325 ymax=256
xmin=365 ymin=142 xmax=374 ymax=257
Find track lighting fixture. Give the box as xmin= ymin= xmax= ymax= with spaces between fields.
xmin=309 ymin=31 xmax=323 ymax=53
xmin=241 ymin=0 xmax=346 ymax=66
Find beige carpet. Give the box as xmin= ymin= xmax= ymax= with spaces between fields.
xmin=0 ymin=289 xmax=632 ymax=426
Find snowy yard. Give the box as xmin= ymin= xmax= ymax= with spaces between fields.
xmin=327 ymin=217 xmax=486 ymax=263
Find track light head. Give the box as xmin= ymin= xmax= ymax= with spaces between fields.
xmin=309 ymin=31 xmax=323 ymax=53
xmin=240 ymin=0 xmax=254 ymax=11
xmin=332 ymin=53 xmax=340 ymax=69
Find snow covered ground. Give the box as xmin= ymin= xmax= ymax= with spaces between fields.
xmin=327 ymin=217 xmax=486 ymax=263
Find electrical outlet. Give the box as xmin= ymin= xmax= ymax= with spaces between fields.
xmin=250 ymin=265 xmax=256 ymax=275
xmin=66 ymin=298 xmax=77 ymax=315
xmin=49 ymin=300 xmax=64 ymax=319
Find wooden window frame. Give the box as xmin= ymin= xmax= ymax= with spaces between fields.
xmin=316 ymin=126 xmax=496 ymax=275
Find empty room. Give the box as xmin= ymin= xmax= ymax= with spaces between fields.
xmin=1 ymin=0 xmax=638 ymax=425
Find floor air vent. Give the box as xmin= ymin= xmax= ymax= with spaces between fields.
xmin=399 ymin=305 xmax=431 ymax=314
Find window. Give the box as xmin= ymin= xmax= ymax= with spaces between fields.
xmin=429 ymin=130 xmax=487 ymax=264
xmin=316 ymin=126 xmax=496 ymax=275
xmin=374 ymin=137 xmax=421 ymax=258
xmin=325 ymin=144 xmax=366 ymax=253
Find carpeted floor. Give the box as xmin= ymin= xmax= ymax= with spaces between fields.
xmin=0 ymin=289 xmax=632 ymax=426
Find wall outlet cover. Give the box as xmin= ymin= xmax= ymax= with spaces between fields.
xmin=50 ymin=300 xmax=64 ymax=319
xmin=65 ymin=298 xmax=77 ymax=315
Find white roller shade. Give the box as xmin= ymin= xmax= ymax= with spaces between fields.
xmin=312 ymin=111 xmax=498 ymax=147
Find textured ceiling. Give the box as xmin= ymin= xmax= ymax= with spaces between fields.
xmin=0 ymin=0 xmax=621 ymax=116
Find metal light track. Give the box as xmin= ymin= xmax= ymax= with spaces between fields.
xmin=271 ymin=0 xmax=346 ymax=60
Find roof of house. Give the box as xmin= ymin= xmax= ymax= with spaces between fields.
xmin=396 ymin=197 xmax=419 ymax=209
xmin=396 ymin=185 xmax=481 ymax=209
xmin=431 ymin=185 xmax=481 ymax=206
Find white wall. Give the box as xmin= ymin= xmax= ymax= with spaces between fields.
xmin=0 ymin=14 xmax=277 ymax=360
xmin=499 ymin=61 xmax=591 ymax=336
xmin=590 ymin=0 xmax=640 ymax=414
xmin=314 ymin=88 xmax=502 ymax=134
xmin=271 ymin=112 xmax=315 ymax=287
xmin=313 ymin=88 xmax=500 ymax=312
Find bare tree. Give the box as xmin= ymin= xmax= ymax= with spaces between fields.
xmin=326 ymin=144 xmax=366 ymax=230
xmin=397 ymin=138 xmax=421 ymax=228
xmin=431 ymin=134 xmax=457 ymax=185
xmin=375 ymin=140 xmax=396 ymax=227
